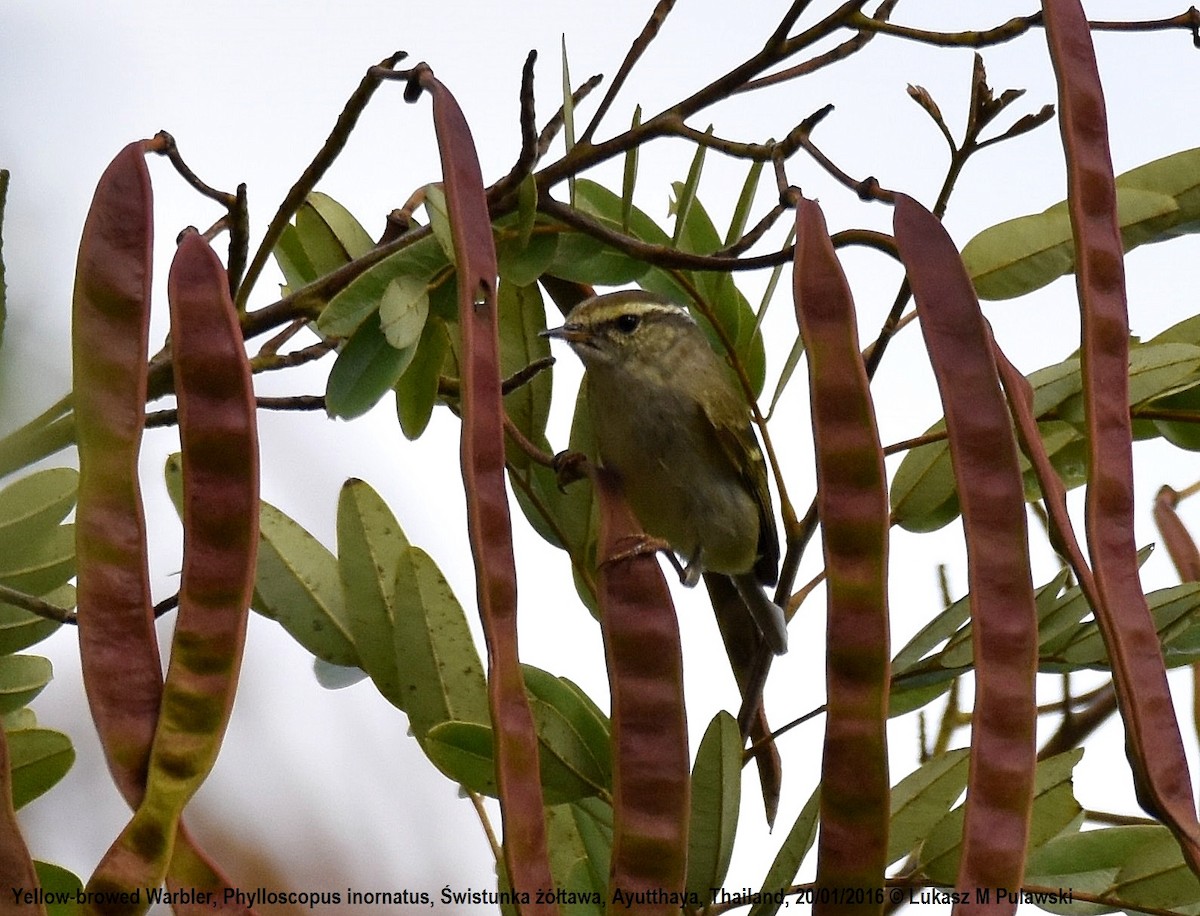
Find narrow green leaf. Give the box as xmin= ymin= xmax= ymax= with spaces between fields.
xmin=887 ymin=749 xmax=970 ymax=866
xmin=561 ymin=36 xmax=576 ymax=207
xmin=394 ymin=316 xmax=450 ymax=440
xmin=920 ymin=749 xmax=1083 ymax=884
xmin=672 ymin=132 xmax=712 ymax=248
xmin=621 ymin=106 xmax=641 ymax=234
xmin=517 ymin=172 xmax=538 ymax=251
xmin=749 ymin=786 xmax=820 ymax=916
xmin=498 ymin=281 xmax=552 ymax=470
xmin=393 ymin=546 xmax=489 ymax=741
xmin=425 ymin=184 xmax=457 ymax=266
xmin=337 ymin=479 xmax=407 ymax=707
xmin=726 ymin=160 xmax=764 ymax=247
xmin=326 ymin=315 xmax=417 ymax=419
xmin=686 ymin=711 xmax=742 ymax=898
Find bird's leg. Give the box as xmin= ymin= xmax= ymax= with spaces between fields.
xmin=551 ymin=449 xmax=589 ymax=492
xmin=601 ymin=534 xmax=675 ymax=568
xmin=677 ymin=547 xmax=704 ymax=588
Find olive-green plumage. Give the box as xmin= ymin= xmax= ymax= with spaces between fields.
xmin=544 ymin=290 xmax=787 ymax=654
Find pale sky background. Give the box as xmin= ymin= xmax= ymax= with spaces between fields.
xmin=2 ymin=2 xmax=1200 ymax=914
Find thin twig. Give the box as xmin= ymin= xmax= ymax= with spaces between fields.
xmin=235 ymin=51 xmax=408 ymax=310
xmin=578 ymin=0 xmax=679 ymax=145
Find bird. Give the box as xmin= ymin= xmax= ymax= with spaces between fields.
xmin=542 ymin=289 xmax=787 ymax=655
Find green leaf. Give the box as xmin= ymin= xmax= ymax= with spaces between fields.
xmin=523 ymin=666 xmax=611 ymax=792
xmin=0 ymin=583 xmax=67 ymax=655
xmin=561 ymin=36 xmax=576 ymax=206
xmin=1029 ymin=825 xmax=1198 ymax=915
xmin=422 ymin=720 xmax=496 ymax=793
xmin=497 ymin=223 xmax=559 ymax=289
xmin=394 ymin=546 xmax=489 ymax=741
xmin=312 ymin=658 xmax=368 ymax=690
xmin=1054 ymin=582 xmax=1200 ymax=669
xmin=498 ymin=281 xmax=552 ymax=469
xmin=394 ymin=316 xmax=450 ymax=440
xmin=887 ymin=749 xmax=970 ymax=866
xmin=621 ymin=107 xmax=641 ymax=234
xmin=318 ymin=234 xmax=450 ymax=338
xmin=963 ymin=187 xmax=1177 ymax=300
xmin=726 ymin=160 xmax=764 ymax=248
xmin=33 ymin=861 xmax=84 ymax=916
xmin=545 ymin=231 xmax=649 ymax=286
xmin=425 ymin=184 xmax=457 ymax=265
xmin=686 ymin=711 xmax=741 ymax=899
xmin=336 ymin=479 xmax=407 ymax=707
xmin=7 ymin=727 xmax=74 ymax=809
xmin=378 ymin=276 xmax=430 ymax=351
xmin=672 ymin=133 xmax=711 ymax=249
xmin=254 ymin=500 xmax=358 ymax=666
xmin=517 ymin=172 xmax=538 ymax=250
xmin=1055 ymin=342 xmax=1200 ymax=422
xmin=1147 ymin=382 xmax=1200 ymax=450
xmin=0 ymin=654 xmax=51 ymax=714
xmin=421 ymin=669 xmax=611 ymax=805
xmin=920 ymin=749 xmax=1083 ymax=884
xmin=545 ymin=803 xmax=607 ymax=914
xmin=749 ymin=786 xmax=820 ymax=916
xmin=303 ymin=192 xmax=375 ymax=261
xmin=326 ymin=316 xmax=416 ymax=419
xmin=0 ymin=468 xmax=78 ymax=547
xmin=0 ymin=525 xmax=74 ymax=595
xmin=273 ymin=223 xmax=316 ymax=294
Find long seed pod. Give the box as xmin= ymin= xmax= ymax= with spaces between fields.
xmin=794 ymin=196 xmax=890 ymax=915
xmin=72 ymin=144 xmax=254 ymax=914
xmin=1154 ymin=488 xmax=1200 ymax=584
xmin=84 ymin=231 xmax=259 ymax=912
xmin=592 ymin=467 xmax=689 ymax=913
xmin=1042 ymin=0 xmax=1200 ymax=871
xmin=0 ymin=727 xmax=44 ymax=916
xmin=404 ymin=64 xmax=556 ymax=910
xmin=894 ymin=193 xmax=1038 ymax=912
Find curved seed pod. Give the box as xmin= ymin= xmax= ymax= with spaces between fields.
xmin=1154 ymin=488 xmax=1200 ymax=584
xmin=1042 ymin=0 xmax=1200 ymax=872
xmin=793 ymin=196 xmax=890 ymax=914
xmin=894 ymin=193 xmax=1038 ymax=911
xmin=592 ymin=467 xmax=689 ymax=913
xmin=72 ymin=145 xmax=255 ymax=914
xmin=406 ymin=66 xmax=556 ymax=910
xmin=84 ymin=231 xmax=259 ymax=912
xmin=0 ymin=727 xmax=43 ymax=915
xmin=72 ymin=141 xmax=160 ymax=805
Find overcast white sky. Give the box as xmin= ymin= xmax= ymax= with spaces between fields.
xmin=3 ymin=2 xmax=1200 ymax=913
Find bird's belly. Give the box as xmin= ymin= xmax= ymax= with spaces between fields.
xmin=590 ymin=382 xmax=757 ymax=575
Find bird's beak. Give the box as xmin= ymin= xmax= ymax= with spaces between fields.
xmin=540 ymin=323 xmax=586 ymax=344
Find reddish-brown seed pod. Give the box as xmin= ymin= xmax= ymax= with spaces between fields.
xmin=592 ymin=467 xmax=689 ymax=913
xmin=84 ymin=231 xmax=259 ymax=913
xmin=1042 ymin=0 xmax=1200 ymax=873
xmin=72 ymin=145 xmax=255 ymax=914
xmin=406 ymin=66 xmax=557 ymax=911
xmin=0 ymin=728 xmax=43 ymax=915
xmin=894 ymin=192 xmax=1038 ymax=913
xmin=794 ymin=196 xmax=890 ymax=915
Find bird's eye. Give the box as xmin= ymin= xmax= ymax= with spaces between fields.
xmin=615 ymin=313 xmax=641 ymax=334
